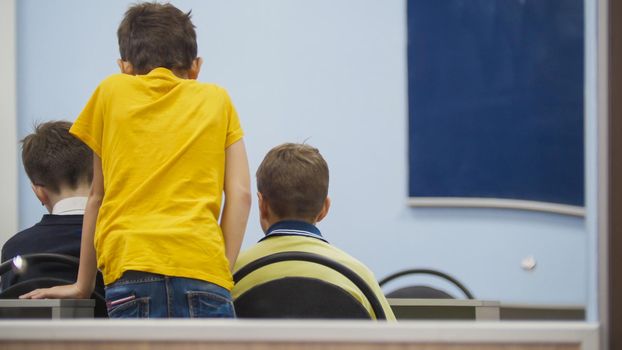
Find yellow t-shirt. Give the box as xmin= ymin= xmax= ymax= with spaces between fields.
xmin=70 ymin=68 xmax=243 ymax=289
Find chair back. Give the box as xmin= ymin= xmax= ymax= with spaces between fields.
xmin=379 ymin=268 xmax=474 ymax=299
xmin=233 ymin=251 xmax=386 ymax=320
xmin=0 ymin=253 xmax=107 ymax=317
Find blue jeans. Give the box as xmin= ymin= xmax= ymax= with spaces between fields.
xmin=104 ymin=271 xmax=235 ymax=318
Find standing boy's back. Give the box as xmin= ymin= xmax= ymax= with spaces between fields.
xmin=74 ymin=68 xmax=242 ymax=290
xmin=21 ymin=3 xmax=252 ymax=319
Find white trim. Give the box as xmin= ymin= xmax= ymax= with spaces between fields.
xmin=0 ymin=0 xmax=18 ymax=244
xmin=0 ymin=320 xmax=600 ymax=349
xmin=51 ymin=196 xmax=87 ymax=215
xmin=407 ymin=197 xmax=585 ymax=217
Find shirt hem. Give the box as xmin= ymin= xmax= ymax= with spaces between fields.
xmin=225 ymin=131 xmax=244 ymax=148
xmin=103 ymin=266 xmax=233 ymax=291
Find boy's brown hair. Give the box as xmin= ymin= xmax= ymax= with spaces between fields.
xmin=21 ymin=121 xmax=93 ymax=194
xmin=257 ymin=143 xmax=329 ymax=221
xmin=117 ymin=2 xmax=197 ymax=74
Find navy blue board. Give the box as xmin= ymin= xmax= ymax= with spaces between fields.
xmin=408 ymin=0 xmax=584 ymax=209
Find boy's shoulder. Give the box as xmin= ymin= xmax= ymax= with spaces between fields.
xmin=94 ymin=73 xmax=135 ymax=92
xmin=186 ymin=80 xmax=230 ymax=96
xmin=235 ymin=235 xmax=372 ymax=275
xmin=101 ymin=72 xmax=132 ymax=84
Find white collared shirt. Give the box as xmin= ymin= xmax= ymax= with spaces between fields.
xmin=51 ymin=197 xmax=88 ymax=215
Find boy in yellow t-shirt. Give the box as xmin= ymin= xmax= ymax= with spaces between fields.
xmin=21 ymin=2 xmax=252 ymax=318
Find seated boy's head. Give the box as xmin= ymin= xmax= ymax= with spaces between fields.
xmin=21 ymin=121 xmax=93 ymax=212
xmin=117 ymin=2 xmax=200 ymax=77
xmin=256 ymin=143 xmax=330 ymax=230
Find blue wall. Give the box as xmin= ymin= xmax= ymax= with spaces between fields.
xmin=16 ymin=0 xmax=595 ymax=309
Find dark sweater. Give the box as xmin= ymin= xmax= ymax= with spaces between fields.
xmin=1 ymin=214 xmax=105 ymax=297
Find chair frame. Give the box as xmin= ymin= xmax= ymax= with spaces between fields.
xmin=379 ymin=268 xmax=474 ymax=299
xmin=233 ymin=251 xmax=387 ymax=320
xmin=0 ymin=253 xmax=80 ymax=286
xmin=0 ymin=253 xmax=106 ymax=316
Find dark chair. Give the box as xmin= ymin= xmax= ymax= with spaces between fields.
xmin=379 ymin=268 xmax=474 ymax=299
xmin=0 ymin=253 xmax=107 ymax=317
xmin=233 ymin=251 xmax=386 ymax=320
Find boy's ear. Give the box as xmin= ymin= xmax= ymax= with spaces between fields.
xmin=258 ymin=192 xmax=269 ymax=219
xmin=314 ymin=197 xmax=331 ymax=223
xmin=188 ymin=57 xmax=203 ymax=80
xmin=117 ymin=59 xmax=134 ymax=75
xmin=258 ymin=192 xmax=272 ymax=233
xmin=31 ymin=184 xmax=50 ymax=211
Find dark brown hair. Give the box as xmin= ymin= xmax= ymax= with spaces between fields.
xmin=257 ymin=143 xmax=329 ymax=221
xmin=21 ymin=121 xmax=93 ymax=194
xmin=117 ymin=2 xmax=197 ymax=74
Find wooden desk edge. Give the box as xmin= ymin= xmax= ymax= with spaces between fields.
xmin=0 ymin=320 xmax=600 ymax=349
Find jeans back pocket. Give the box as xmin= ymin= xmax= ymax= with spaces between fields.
xmin=107 ymin=295 xmax=150 ymax=318
xmin=187 ymin=291 xmax=235 ymax=318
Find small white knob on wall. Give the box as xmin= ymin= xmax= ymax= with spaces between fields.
xmin=521 ymin=255 xmax=537 ymax=271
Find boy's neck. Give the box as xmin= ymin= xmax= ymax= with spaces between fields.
xmin=45 ymin=184 xmax=91 ymax=214
xmin=127 ymin=68 xmax=190 ymax=79
xmin=262 ymin=216 xmax=316 ymax=234
xmin=171 ymin=68 xmax=190 ymax=79
xmin=119 ymin=57 xmax=202 ymax=80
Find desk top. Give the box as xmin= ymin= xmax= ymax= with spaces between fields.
xmin=387 ymin=298 xmax=501 ymax=321
xmin=387 ymin=298 xmax=500 ymax=307
xmin=387 ymin=299 xmax=585 ymax=321
xmin=0 ymin=319 xmax=600 ymax=350
xmin=0 ymin=299 xmax=95 ymax=307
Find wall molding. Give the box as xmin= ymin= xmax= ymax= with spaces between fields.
xmin=0 ymin=0 xmax=18 ymax=244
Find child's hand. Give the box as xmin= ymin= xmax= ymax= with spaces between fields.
xmin=19 ymin=283 xmax=89 ymax=300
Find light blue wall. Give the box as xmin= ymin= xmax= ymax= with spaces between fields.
xmin=16 ymin=0 xmax=596 ymax=309
xmin=583 ymin=0 xmax=600 ymax=323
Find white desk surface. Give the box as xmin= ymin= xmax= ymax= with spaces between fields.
xmin=0 ymin=319 xmax=600 ymax=349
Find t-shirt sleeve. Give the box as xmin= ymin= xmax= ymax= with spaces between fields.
xmin=69 ymin=85 xmax=106 ymax=157
xmin=223 ymin=90 xmax=244 ymax=148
